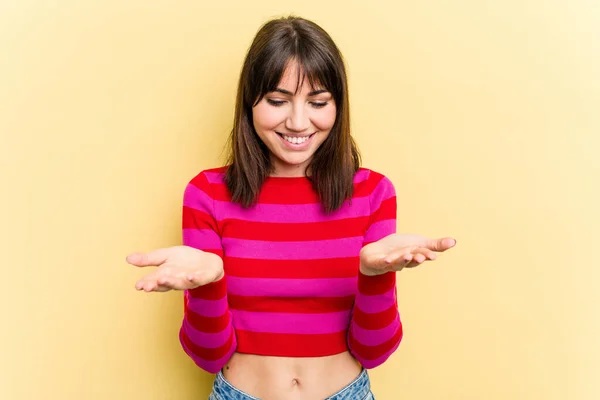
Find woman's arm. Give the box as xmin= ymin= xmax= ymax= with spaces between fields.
xmin=349 ymin=173 xmax=457 ymax=369
xmin=179 ymin=171 xmax=237 ymax=373
xmin=348 ymin=174 xmax=402 ymax=369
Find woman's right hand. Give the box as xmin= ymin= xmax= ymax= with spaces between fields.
xmin=126 ymin=246 xmax=224 ymax=292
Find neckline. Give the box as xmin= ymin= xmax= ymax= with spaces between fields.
xmin=264 ymin=175 xmax=312 ymax=185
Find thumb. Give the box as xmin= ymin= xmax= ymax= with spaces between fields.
xmin=426 ymin=237 xmax=457 ymax=252
xmin=126 ymin=248 xmax=171 ymax=267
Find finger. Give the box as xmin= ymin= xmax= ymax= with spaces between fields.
xmin=406 ymin=251 xmax=443 ymax=268
xmin=405 ymin=260 xmax=424 ymax=268
xmin=146 ymin=274 xmax=174 ymax=292
xmin=412 ymin=248 xmax=436 ymax=260
xmin=126 ymin=248 xmax=172 ymax=267
xmin=384 ymin=245 xmax=435 ymax=268
xmin=156 ymin=275 xmax=175 ymax=288
xmin=135 ymin=271 xmax=163 ymax=292
xmin=384 ymin=252 xmax=409 ymax=265
xmin=157 ymin=275 xmax=187 ymax=290
xmin=146 ymin=283 xmax=172 ymax=292
xmin=405 ymin=254 xmax=428 ymax=268
xmin=413 ymin=253 xmax=426 ymax=264
xmin=405 ymin=247 xmax=441 ymax=268
xmin=425 ymin=237 xmax=456 ymax=252
xmin=135 ymin=273 xmax=154 ymax=290
xmin=384 ymin=246 xmax=418 ymax=264
xmin=386 ymin=253 xmax=413 ymax=271
xmin=142 ymin=280 xmax=158 ymax=292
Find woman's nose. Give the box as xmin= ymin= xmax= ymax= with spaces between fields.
xmin=285 ymin=104 xmax=310 ymax=132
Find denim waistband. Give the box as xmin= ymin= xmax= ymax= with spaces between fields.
xmin=326 ymin=368 xmax=371 ymax=400
xmin=209 ymin=368 xmax=371 ymax=400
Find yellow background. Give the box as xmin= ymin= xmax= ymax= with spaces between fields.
xmin=1 ymin=1 xmax=598 ymax=399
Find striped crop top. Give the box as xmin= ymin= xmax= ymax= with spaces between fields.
xmin=178 ymin=167 xmax=403 ymax=373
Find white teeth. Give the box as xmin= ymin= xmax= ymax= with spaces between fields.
xmin=283 ymin=135 xmax=309 ymax=144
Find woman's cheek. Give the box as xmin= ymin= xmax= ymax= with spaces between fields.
xmin=261 ymin=109 xmax=286 ymax=130
xmin=315 ymin=110 xmax=336 ymax=130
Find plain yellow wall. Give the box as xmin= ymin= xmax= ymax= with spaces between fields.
xmin=1 ymin=1 xmax=598 ymax=399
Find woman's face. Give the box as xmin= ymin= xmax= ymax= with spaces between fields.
xmin=252 ymin=61 xmax=337 ymax=177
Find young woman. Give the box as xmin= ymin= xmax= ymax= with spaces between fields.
xmin=126 ymin=16 xmax=456 ymax=400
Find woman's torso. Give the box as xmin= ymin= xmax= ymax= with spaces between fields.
xmin=201 ymin=168 xmax=388 ymax=398
xmin=214 ymin=169 xmax=374 ymax=358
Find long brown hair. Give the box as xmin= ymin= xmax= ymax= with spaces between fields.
xmin=224 ymin=16 xmax=360 ymax=213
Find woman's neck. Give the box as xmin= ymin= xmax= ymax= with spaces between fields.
xmin=269 ymin=160 xmax=312 ymax=178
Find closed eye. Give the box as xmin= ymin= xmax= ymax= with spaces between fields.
xmin=266 ymin=99 xmax=285 ymax=107
xmin=266 ymin=99 xmax=329 ymax=108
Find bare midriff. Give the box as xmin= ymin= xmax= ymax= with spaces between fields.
xmin=222 ymin=351 xmax=362 ymax=400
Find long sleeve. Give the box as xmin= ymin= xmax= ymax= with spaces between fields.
xmin=348 ymin=174 xmax=403 ymax=369
xmin=178 ymin=171 xmax=237 ymax=374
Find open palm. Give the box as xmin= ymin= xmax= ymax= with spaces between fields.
xmin=360 ymin=234 xmax=456 ymax=275
xmin=126 ymin=246 xmax=223 ymax=292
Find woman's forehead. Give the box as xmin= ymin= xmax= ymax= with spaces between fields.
xmin=275 ymin=61 xmax=326 ymax=93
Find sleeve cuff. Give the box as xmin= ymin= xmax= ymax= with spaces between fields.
xmin=187 ymin=274 xmax=227 ymax=300
xmin=358 ymin=271 xmax=396 ymax=296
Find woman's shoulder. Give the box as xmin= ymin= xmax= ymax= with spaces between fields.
xmin=355 ymin=167 xmax=394 ymax=188
xmin=187 ymin=165 xmax=229 ymax=185
xmin=355 ymin=168 xmax=396 ymax=213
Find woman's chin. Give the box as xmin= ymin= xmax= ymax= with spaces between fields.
xmin=272 ymin=154 xmax=313 ymax=170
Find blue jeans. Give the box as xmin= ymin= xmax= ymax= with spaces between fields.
xmin=208 ymin=368 xmax=375 ymax=400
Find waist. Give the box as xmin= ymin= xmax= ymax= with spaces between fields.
xmin=218 ymin=352 xmax=364 ymax=400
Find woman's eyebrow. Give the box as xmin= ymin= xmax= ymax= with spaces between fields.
xmin=273 ymin=88 xmax=329 ymax=96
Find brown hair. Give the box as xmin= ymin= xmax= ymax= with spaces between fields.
xmin=224 ymin=16 xmax=360 ymax=213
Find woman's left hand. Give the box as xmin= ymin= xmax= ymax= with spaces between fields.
xmin=359 ymin=234 xmax=456 ymax=276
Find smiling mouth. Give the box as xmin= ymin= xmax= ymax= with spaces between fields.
xmin=276 ymin=132 xmax=316 ymax=145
